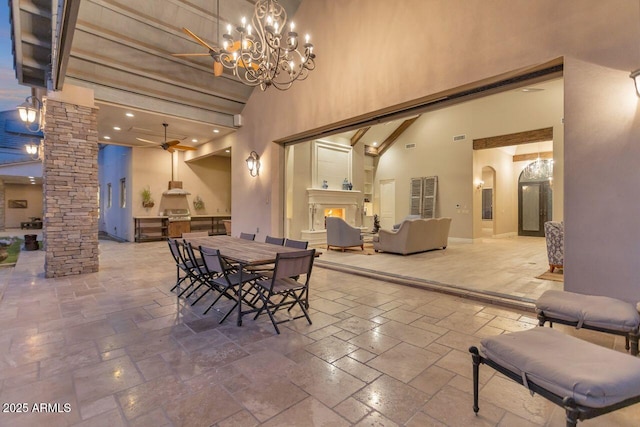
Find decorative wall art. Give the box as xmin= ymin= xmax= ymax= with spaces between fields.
xmin=8 ymin=200 xmax=27 ymax=209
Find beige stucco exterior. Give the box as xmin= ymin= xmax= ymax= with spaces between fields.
xmin=218 ymin=0 xmax=640 ymax=302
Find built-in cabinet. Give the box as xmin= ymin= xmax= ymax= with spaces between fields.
xmin=134 ymin=215 xmax=231 ymax=242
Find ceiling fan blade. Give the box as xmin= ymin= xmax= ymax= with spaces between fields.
xmin=174 ymin=145 xmax=197 ymax=151
xmin=166 ymin=140 xmax=182 ymax=146
xmin=182 ymin=27 xmax=217 ymax=52
xmin=172 ymin=53 xmax=212 ymax=57
xmin=213 ymin=61 xmax=223 ymax=76
xmin=135 ymin=137 xmax=160 ymax=144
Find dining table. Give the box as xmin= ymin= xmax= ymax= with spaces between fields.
xmin=184 ymin=235 xmax=310 ymax=326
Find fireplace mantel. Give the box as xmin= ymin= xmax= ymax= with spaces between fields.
xmin=307 ymin=188 xmax=362 ymax=205
xmin=304 ymin=188 xmax=362 ymax=244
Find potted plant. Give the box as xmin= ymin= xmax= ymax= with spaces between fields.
xmin=193 ymin=195 xmax=204 ymax=211
xmin=141 ymin=186 xmax=154 ymax=208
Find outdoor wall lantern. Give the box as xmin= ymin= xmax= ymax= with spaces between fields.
xmin=17 ymin=95 xmax=44 ymax=132
xmin=246 ymin=151 xmax=260 ymax=177
xmin=631 ymin=69 xmax=640 ymax=97
xmin=25 ymin=140 xmax=43 ymax=161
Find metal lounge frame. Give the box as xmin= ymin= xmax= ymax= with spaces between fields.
xmin=469 ymin=346 xmax=640 ymax=427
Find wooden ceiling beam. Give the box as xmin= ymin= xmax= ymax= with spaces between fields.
xmin=350 ymin=126 xmax=371 ymax=146
xmin=377 ymin=116 xmax=420 ymax=156
xmin=513 ymin=151 xmax=553 ymax=162
xmin=473 ymin=127 xmax=553 ymax=150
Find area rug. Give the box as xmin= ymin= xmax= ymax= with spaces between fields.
xmin=0 ymin=237 xmax=24 ymax=267
xmin=536 ymin=270 xmax=564 ymax=282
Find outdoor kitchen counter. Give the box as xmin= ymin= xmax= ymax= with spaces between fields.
xmin=134 ymin=215 xmax=231 ymax=242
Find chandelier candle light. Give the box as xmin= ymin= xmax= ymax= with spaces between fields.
xmin=219 ymin=0 xmax=316 ymax=90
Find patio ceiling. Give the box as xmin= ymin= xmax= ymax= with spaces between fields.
xmin=10 ymin=0 xmax=303 ymax=148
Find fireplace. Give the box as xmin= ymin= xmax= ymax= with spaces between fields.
xmin=301 ymin=188 xmax=362 ymax=245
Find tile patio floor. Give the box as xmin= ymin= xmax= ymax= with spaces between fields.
xmin=0 ymin=235 xmax=637 ymax=426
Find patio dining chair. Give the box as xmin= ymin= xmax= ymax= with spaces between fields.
xmin=199 ymin=246 xmax=262 ymax=322
xmin=252 ymin=249 xmax=315 ymax=334
xmin=167 ymin=238 xmax=202 ymax=297
xmin=265 ymin=235 xmax=285 ymax=245
xmin=284 ymin=238 xmax=308 ymax=249
xmin=240 ymin=232 xmax=256 ymax=241
xmin=181 ymin=241 xmax=221 ymax=305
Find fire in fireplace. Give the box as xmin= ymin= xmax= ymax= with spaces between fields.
xmin=324 ymin=208 xmax=345 ymax=220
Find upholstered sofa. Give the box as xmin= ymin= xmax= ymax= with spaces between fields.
xmin=373 ymin=217 xmax=451 ymax=255
xmin=326 ymin=217 xmax=364 ymax=251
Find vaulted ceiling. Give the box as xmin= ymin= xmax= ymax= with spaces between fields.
xmin=10 ymin=0 xmax=303 ymax=149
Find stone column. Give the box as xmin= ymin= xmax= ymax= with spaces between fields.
xmin=0 ymin=180 xmax=5 ymax=231
xmin=43 ymin=97 xmax=99 ymax=277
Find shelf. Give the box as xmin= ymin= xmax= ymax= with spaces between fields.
xmin=134 ymin=216 xmax=231 ymax=242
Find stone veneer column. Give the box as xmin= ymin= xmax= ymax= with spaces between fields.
xmin=0 ymin=180 xmax=5 ymax=231
xmin=43 ymin=98 xmax=99 ymax=277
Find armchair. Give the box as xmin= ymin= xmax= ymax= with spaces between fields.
xmin=326 ymin=217 xmax=364 ymax=251
xmin=544 ymin=221 xmax=563 ymax=273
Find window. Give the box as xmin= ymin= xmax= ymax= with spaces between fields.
xmin=107 ymin=183 xmax=112 ymax=208
xmin=482 ymin=188 xmax=493 ymax=220
xmin=120 ymin=178 xmax=126 ymax=208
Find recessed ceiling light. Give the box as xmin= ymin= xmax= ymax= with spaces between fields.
xmin=125 ymin=112 xmax=134 ymax=117
xmin=191 ymin=139 xmax=198 ymax=143
xmin=372 ymin=141 xmax=378 ymax=146
xmin=225 ymin=149 xmax=230 ymax=153
xmin=28 ymin=176 xmax=34 ymax=179
xmin=213 ymin=129 xmax=220 ymax=133
xmin=113 ymin=126 xmax=121 ymax=131
xmin=103 ymin=136 xmax=111 ymax=140
xmin=521 ymin=87 xmax=544 ymax=92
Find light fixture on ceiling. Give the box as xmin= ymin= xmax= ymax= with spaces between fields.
xmin=246 ymin=151 xmax=260 ymax=176
xmin=630 ymin=69 xmax=640 ymax=97
xmin=523 ymin=158 xmax=553 ymax=181
xmin=16 ymin=95 xmax=44 ymax=132
xmin=219 ymin=0 xmax=316 ymax=90
xmin=25 ymin=140 xmax=43 ymax=161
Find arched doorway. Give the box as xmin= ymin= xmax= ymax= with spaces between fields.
xmin=518 ymin=159 xmax=553 ymax=237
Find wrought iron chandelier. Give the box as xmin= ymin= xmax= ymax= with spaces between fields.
xmin=218 ymin=0 xmax=316 ymax=91
xmin=523 ymin=158 xmax=553 ymax=181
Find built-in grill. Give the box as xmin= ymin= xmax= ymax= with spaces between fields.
xmin=165 ymin=208 xmax=191 ymax=222
xmin=165 ymin=208 xmax=191 ymax=237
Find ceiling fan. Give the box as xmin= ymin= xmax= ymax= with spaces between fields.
xmin=172 ymin=0 xmax=226 ymax=76
xmin=172 ymin=27 xmax=225 ymax=77
xmin=136 ymin=123 xmax=196 ymax=153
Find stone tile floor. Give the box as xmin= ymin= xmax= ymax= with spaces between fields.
xmin=0 ymin=237 xmax=637 ymax=426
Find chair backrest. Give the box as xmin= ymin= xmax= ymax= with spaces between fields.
xmin=183 ymin=241 xmax=208 ymax=276
xmin=239 ymin=232 xmax=256 ymax=241
xmin=272 ymin=249 xmax=315 ymax=282
xmin=265 ymin=235 xmax=285 ymax=245
xmin=199 ymin=246 xmax=226 ymax=274
xmin=284 ymin=238 xmax=308 ymax=249
xmin=182 ymin=231 xmax=209 ymax=238
xmin=167 ymin=238 xmax=184 ymax=264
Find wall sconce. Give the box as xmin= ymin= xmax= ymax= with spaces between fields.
xmin=25 ymin=140 xmax=43 ymax=161
xmin=246 ymin=151 xmax=260 ymax=177
xmin=17 ymin=95 xmax=44 ymax=132
xmin=475 ymin=179 xmax=484 ymax=190
xmin=631 ymin=69 xmax=640 ymax=97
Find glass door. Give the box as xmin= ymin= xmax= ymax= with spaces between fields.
xmin=518 ymin=181 xmax=552 ymax=237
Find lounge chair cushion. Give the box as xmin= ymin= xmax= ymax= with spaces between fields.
xmin=536 ymin=290 xmax=640 ymax=332
xmin=480 ymin=327 xmax=640 ymax=408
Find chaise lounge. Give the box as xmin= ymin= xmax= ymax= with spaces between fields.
xmin=470 ymin=327 xmax=640 ymax=427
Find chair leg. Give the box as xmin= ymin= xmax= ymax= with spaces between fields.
xmin=470 ymin=346 xmax=480 ymax=415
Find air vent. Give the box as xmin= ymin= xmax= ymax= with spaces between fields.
xmin=453 ymin=134 xmax=466 ymax=141
xmin=405 ymin=143 xmax=416 ymax=149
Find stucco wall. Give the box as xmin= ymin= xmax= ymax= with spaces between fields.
xmin=228 ymin=0 xmax=640 ymax=301
xmin=98 ymin=145 xmax=132 ymax=240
